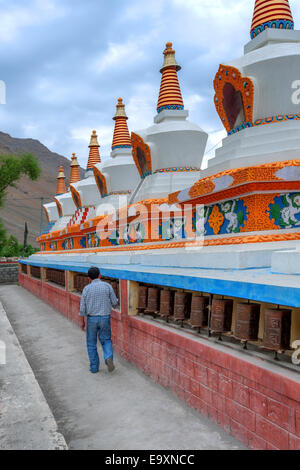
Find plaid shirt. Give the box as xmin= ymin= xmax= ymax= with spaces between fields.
xmin=79 ymin=279 xmax=118 ymax=317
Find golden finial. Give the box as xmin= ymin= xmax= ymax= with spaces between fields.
xmin=57 ymin=166 xmax=65 ymax=179
xmin=160 ymin=42 xmax=181 ymax=72
xmin=71 ymin=153 xmax=79 ymax=166
xmin=113 ymin=97 xmax=128 ymax=120
xmin=70 ymin=153 xmax=80 ymax=184
xmin=89 ymin=130 xmax=100 ymax=148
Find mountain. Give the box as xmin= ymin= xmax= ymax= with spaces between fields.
xmin=0 ymin=131 xmax=85 ymax=247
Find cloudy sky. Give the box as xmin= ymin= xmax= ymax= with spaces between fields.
xmin=0 ymin=0 xmax=299 ymax=170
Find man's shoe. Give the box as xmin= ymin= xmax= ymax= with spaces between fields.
xmin=105 ymin=358 xmax=115 ymax=373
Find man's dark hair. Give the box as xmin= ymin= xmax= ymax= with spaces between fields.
xmin=88 ymin=267 xmax=100 ymax=280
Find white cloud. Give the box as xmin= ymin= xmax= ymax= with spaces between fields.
xmin=35 ymin=78 xmax=74 ymax=104
xmin=122 ymin=0 xmax=167 ymax=22
xmin=93 ymin=40 xmax=145 ymax=74
xmin=0 ymin=0 xmax=65 ymax=43
xmin=184 ymin=94 xmax=204 ymax=112
xmin=126 ymin=83 xmax=158 ymax=132
xmin=22 ymin=124 xmax=39 ymax=136
xmin=168 ymin=0 xmax=250 ymax=59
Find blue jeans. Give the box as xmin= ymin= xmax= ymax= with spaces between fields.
xmin=86 ymin=315 xmax=113 ymax=373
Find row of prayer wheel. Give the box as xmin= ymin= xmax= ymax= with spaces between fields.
xmin=30 ymin=266 xmax=41 ymax=280
xmin=74 ymin=274 xmax=89 ymax=293
xmin=137 ymin=285 xmax=292 ymax=351
xmin=103 ymin=278 xmax=119 ymax=299
xmin=21 ymin=264 xmax=28 ymax=275
xmin=46 ymin=268 xmax=66 ymax=287
xmin=74 ymin=275 xmax=119 ymax=298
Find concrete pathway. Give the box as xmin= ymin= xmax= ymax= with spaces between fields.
xmin=0 ymin=285 xmax=245 ymax=450
xmin=0 ymin=302 xmax=67 ymax=449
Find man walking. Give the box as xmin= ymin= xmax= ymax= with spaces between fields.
xmin=79 ymin=267 xmax=119 ymax=374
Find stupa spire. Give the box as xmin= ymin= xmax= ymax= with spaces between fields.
xmin=157 ymin=42 xmax=184 ymax=114
xmin=251 ymin=0 xmax=294 ymax=39
xmin=69 ymin=153 xmax=81 ymax=185
xmin=86 ymin=130 xmax=101 ymax=170
xmin=112 ymin=98 xmax=132 ymax=150
xmin=56 ymin=166 xmax=66 ymax=195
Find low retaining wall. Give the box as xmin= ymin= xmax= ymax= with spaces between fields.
xmin=0 ymin=258 xmax=19 ymax=284
xmin=19 ymin=272 xmax=300 ymax=450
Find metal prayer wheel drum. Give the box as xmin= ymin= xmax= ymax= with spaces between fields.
xmin=174 ymin=291 xmax=189 ymax=321
xmin=263 ymin=309 xmax=292 ymax=351
xmin=75 ymin=275 xmax=88 ymax=293
xmin=115 ymin=281 xmax=120 ymax=299
xmin=111 ymin=280 xmax=119 ymax=299
xmin=190 ymin=295 xmax=209 ymax=328
xmin=137 ymin=285 xmax=148 ymax=313
xmin=210 ymin=299 xmax=233 ymax=333
xmin=145 ymin=287 xmax=160 ymax=314
xmin=235 ymin=303 xmax=261 ymax=341
xmin=159 ymin=289 xmax=173 ymax=317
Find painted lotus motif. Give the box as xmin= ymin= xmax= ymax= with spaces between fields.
xmin=192 ymin=199 xmax=248 ymax=236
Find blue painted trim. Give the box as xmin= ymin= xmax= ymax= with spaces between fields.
xmin=157 ymin=105 xmax=184 ymax=113
xmin=19 ymin=260 xmax=300 ymax=308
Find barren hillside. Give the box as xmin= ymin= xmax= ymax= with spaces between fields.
xmin=0 ymin=131 xmax=84 ymax=246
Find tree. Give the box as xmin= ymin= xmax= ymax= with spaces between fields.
xmin=0 ymin=152 xmax=41 ymax=207
xmin=1 ymin=235 xmax=20 ymax=257
xmin=0 ymin=220 xmax=7 ymax=252
xmin=0 ymin=152 xmax=41 ymax=257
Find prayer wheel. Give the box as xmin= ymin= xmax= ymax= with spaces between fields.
xmin=174 ymin=291 xmax=189 ymax=321
xmin=235 ymin=303 xmax=260 ymax=341
xmin=115 ymin=281 xmax=120 ymax=299
xmin=21 ymin=264 xmax=28 ymax=274
xmin=190 ymin=295 xmax=209 ymax=328
xmin=111 ymin=280 xmax=119 ymax=299
xmin=210 ymin=299 xmax=233 ymax=334
xmin=31 ymin=266 xmax=41 ymax=279
xmin=83 ymin=276 xmax=89 ymax=291
xmin=159 ymin=289 xmax=173 ymax=318
xmin=75 ymin=275 xmax=88 ymax=292
xmin=137 ymin=285 xmax=148 ymax=313
xmin=263 ymin=308 xmax=292 ymax=351
xmin=145 ymin=287 xmax=160 ymax=314
xmin=47 ymin=268 xmax=65 ymax=287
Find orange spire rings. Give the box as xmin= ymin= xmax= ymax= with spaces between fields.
xmin=69 ymin=153 xmax=81 ymax=185
xmin=56 ymin=166 xmax=66 ymax=195
xmin=157 ymin=42 xmax=184 ymax=113
xmin=251 ymin=0 xmax=294 ymax=38
xmin=112 ymin=98 xmax=132 ymax=150
xmin=87 ymin=130 xmax=101 ymax=170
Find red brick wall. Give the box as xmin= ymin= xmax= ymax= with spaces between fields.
xmin=19 ymin=272 xmax=81 ymax=327
xmin=19 ymin=273 xmax=300 ymax=450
